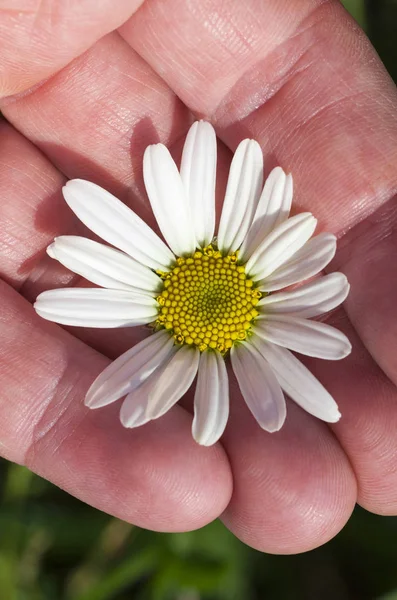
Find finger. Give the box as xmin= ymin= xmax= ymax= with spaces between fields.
xmin=0 ymin=120 xmax=69 ymax=289
xmin=303 ymin=309 xmax=397 ymax=516
xmin=0 ymin=32 xmax=192 ymax=209
xmin=334 ymin=202 xmax=397 ymax=389
xmin=221 ymin=388 xmax=356 ymax=554
xmin=120 ymin=0 xmax=397 ymax=233
xmin=0 ymin=279 xmax=232 ymax=530
xmin=0 ymin=0 xmax=144 ymax=97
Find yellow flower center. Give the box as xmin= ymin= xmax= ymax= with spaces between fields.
xmin=155 ymin=245 xmax=261 ymax=354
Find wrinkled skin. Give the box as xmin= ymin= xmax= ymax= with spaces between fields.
xmin=0 ymin=0 xmax=397 ymax=554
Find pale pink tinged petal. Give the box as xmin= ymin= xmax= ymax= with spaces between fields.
xmin=180 ymin=121 xmax=217 ymax=247
xmin=85 ymin=330 xmax=176 ymax=408
xmin=145 ymin=345 xmax=200 ymax=420
xmin=259 ymin=233 xmax=337 ymax=292
xmin=252 ymin=336 xmax=341 ymax=423
xmin=246 ymin=213 xmax=317 ymax=281
xmin=119 ymin=374 xmax=158 ymax=429
xmin=144 ymin=144 xmax=196 ymax=256
xmin=48 ymin=236 xmax=161 ymax=294
xmin=192 ymin=350 xmax=229 ymax=446
xmin=255 ymin=315 xmax=352 ymax=360
xmin=217 ymin=139 xmax=263 ymax=254
xmin=230 ymin=342 xmax=286 ymax=432
xmin=240 ymin=167 xmax=293 ymax=260
xmin=258 ymin=273 xmax=350 ymax=318
xmin=34 ymin=288 xmax=158 ymax=328
xmin=62 ymin=180 xmax=174 ymax=271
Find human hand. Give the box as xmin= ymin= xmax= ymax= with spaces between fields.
xmin=1 ymin=0 xmax=396 ymax=554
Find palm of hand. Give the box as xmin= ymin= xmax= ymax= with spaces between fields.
xmin=0 ymin=0 xmax=396 ymax=554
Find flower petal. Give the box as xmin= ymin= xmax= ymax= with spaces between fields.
xmin=230 ymin=342 xmax=286 ymax=432
xmin=145 ymin=345 xmax=200 ymax=420
xmin=86 ymin=330 xmax=175 ymax=408
xmin=255 ymin=315 xmax=352 ymax=360
xmin=48 ymin=236 xmax=161 ymax=294
xmin=144 ymin=144 xmax=196 ymax=256
xmin=246 ymin=213 xmax=317 ymax=281
xmin=120 ymin=344 xmax=197 ymax=428
xmin=192 ymin=350 xmax=229 ymax=446
xmin=259 ymin=233 xmax=337 ymax=292
xmin=120 ymin=374 xmax=158 ymax=429
xmin=34 ymin=288 xmax=158 ymax=328
xmin=240 ymin=167 xmax=293 ymax=260
xmin=258 ymin=272 xmax=350 ymax=318
xmin=180 ymin=121 xmax=217 ymax=247
xmin=217 ymin=139 xmax=263 ymax=254
xmin=252 ymin=336 xmax=341 ymax=422
xmin=62 ymin=180 xmax=174 ymax=271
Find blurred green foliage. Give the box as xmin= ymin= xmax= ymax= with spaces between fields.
xmin=0 ymin=459 xmax=397 ymax=600
xmin=1 ymin=1 xmax=397 ymax=599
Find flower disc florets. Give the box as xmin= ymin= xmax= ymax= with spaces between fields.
xmin=155 ymin=245 xmax=261 ymax=353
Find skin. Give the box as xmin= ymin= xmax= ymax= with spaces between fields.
xmin=0 ymin=0 xmax=396 ymax=554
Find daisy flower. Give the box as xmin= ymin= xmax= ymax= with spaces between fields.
xmin=34 ymin=121 xmax=351 ymax=446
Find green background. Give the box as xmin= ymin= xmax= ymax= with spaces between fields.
xmin=1 ymin=1 xmax=397 ymax=598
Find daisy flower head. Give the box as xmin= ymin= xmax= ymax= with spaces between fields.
xmin=34 ymin=121 xmax=351 ymax=446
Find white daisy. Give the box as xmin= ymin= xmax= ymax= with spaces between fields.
xmin=34 ymin=121 xmax=351 ymax=446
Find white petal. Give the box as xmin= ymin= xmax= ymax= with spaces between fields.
xmin=258 ymin=273 xmax=350 ymax=318
xmin=145 ymin=345 xmax=200 ymax=420
xmin=240 ymin=167 xmax=293 ymax=260
xmin=120 ymin=344 xmax=197 ymax=428
xmin=47 ymin=236 xmax=161 ymax=294
xmin=86 ymin=330 xmax=175 ymax=408
xmin=230 ymin=342 xmax=286 ymax=432
xmin=255 ymin=315 xmax=352 ymax=360
xmin=120 ymin=374 xmax=158 ymax=428
xmin=192 ymin=351 xmax=229 ymax=446
xmin=252 ymin=336 xmax=341 ymax=422
xmin=180 ymin=121 xmax=217 ymax=247
xmin=34 ymin=288 xmax=158 ymax=328
xmin=144 ymin=144 xmax=196 ymax=256
xmin=62 ymin=180 xmax=174 ymax=271
xmin=259 ymin=233 xmax=337 ymax=292
xmin=217 ymin=139 xmax=263 ymax=254
xmin=246 ymin=213 xmax=317 ymax=281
